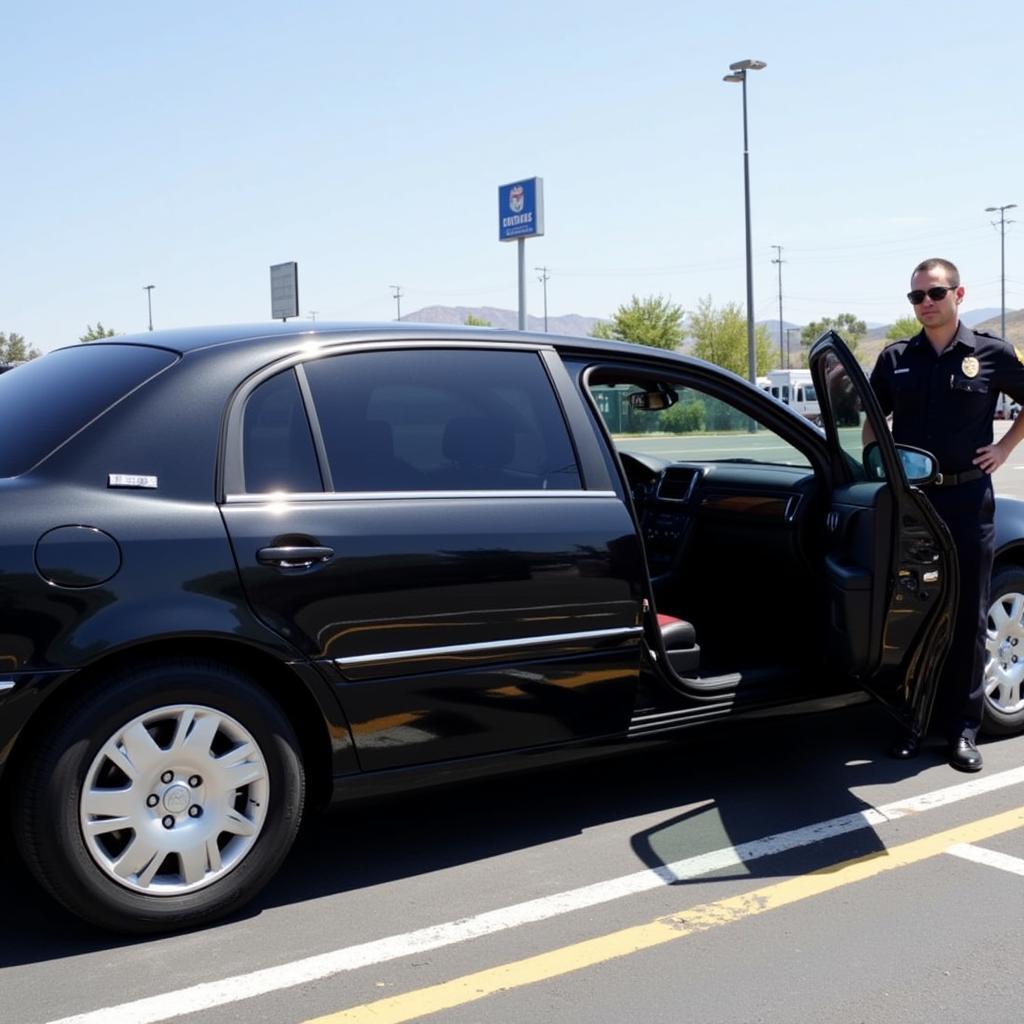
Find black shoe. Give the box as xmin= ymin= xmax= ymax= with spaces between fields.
xmin=949 ymin=737 xmax=983 ymax=773
xmin=890 ymin=732 xmax=920 ymax=759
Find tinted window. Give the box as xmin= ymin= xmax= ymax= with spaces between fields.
xmin=0 ymin=344 xmax=177 ymax=478
xmin=303 ymin=349 xmax=581 ymax=491
xmin=242 ymin=370 xmax=323 ymax=493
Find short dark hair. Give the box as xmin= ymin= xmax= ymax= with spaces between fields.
xmin=912 ymin=258 xmax=960 ymax=287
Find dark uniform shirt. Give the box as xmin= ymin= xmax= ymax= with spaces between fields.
xmin=869 ymin=321 xmax=1024 ymax=474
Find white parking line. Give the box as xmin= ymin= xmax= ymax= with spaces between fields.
xmin=947 ymin=842 xmax=1024 ymax=876
xmin=46 ymin=765 xmax=1024 ymax=1024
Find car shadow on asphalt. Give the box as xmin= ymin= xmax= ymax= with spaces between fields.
xmin=0 ymin=700 xmax=950 ymax=966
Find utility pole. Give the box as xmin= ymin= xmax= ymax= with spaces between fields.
xmin=308 ymin=310 xmax=319 ymax=322
xmin=389 ymin=284 xmax=403 ymax=322
xmin=143 ymin=284 xmax=155 ymax=331
xmin=535 ymin=266 xmax=550 ymax=331
xmin=985 ymin=204 xmax=1017 ymax=345
xmin=771 ymin=244 xmax=785 ymax=369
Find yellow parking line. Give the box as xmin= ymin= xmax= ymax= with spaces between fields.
xmin=304 ymin=805 xmax=1024 ymax=1024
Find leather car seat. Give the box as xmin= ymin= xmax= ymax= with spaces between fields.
xmin=656 ymin=613 xmax=700 ymax=675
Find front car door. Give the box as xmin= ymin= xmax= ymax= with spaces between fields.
xmin=810 ymin=330 xmax=957 ymax=735
xmin=220 ymin=340 xmax=646 ymax=770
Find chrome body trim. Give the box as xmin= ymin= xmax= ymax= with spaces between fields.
xmin=333 ymin=626 xmax=644 ymax=668
xmin=224 ymin=490 xmax=618 ymax=504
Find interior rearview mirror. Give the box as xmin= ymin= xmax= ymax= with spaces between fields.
xmin=628 ymin=387 xmax=678 ymax=411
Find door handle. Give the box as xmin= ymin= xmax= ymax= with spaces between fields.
xmin=257 ymin=545 xmax=335 ymax=568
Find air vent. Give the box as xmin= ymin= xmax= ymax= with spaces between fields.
xmin=658 ymin=467 xmax=700 ymax=501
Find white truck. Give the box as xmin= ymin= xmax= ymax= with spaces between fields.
xmin=758 ymin=369 xmax=821 ymax=425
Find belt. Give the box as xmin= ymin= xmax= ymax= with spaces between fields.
xmin=931 ymin=467 xmax=986 ymax=487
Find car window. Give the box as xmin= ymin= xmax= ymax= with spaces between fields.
xmin=0 ymin=344 xmax=177 ymax=478
xmin=590 ymin=383 xmax=812 ymax=467
xmin=819 ymin=351 xmax=871 ymax=476
xmin=302 ymin=348 xmax=582 ymax=491
xmin=242 ymin=369 xmax=323 ymax=493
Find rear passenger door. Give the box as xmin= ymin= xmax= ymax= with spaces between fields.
xmin=220 ymin=342 xmax=646 ymax=770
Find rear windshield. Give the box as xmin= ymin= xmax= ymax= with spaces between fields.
xmin=0 ymin=344 xmax=177 ymax=477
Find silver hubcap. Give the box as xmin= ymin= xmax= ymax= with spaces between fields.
xmin=985 ymin=591 xmax=1024 ymax=716
xmin=80 ymin=704 xmax=270 ymax=896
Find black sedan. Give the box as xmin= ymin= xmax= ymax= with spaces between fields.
xmin=2 ymin=323 xmax=1023 ymax=933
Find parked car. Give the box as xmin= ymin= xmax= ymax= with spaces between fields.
xmin=2 ymin=323 xmax=1024 ymax=933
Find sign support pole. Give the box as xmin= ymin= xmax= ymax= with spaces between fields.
xmin=517 ymin=238 xmax=526 ymax=330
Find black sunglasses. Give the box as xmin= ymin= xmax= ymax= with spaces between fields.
xmin=907 ymin=285 xmax=958 ymax=304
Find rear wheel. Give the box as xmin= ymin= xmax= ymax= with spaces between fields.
xmin=983 ymin=567 xmax=1024 ymax=736
xmin=14 ymin=660 xmax=304 ymax=933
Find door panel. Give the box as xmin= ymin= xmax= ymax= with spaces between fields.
xmin=222 ymin=494 xmax=645 ymax=768
xmin=811 ymin=333 xmax=955 ymax=733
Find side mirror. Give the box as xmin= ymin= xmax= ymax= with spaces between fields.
xmin=628 ymin=388 xmax=678 ymax=411
xmin=864 ymin=442 xmax=939 ymax=485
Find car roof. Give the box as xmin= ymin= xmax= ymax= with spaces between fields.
xmin=44 ymin=322 xmax=768 ymax=393
xmin=49 ymin=321 xmax=705 ymax=366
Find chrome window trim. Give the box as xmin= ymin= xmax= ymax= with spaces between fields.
xmin=223 ymin=489 xmax=619 ymax=504
xmin=333 ymin=626 xmax=644 ymax=668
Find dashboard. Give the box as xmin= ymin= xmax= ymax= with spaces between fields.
xmin=618 ymin=450 xmax=819 ymax=581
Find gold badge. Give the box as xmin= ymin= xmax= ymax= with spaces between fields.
xmin=962 ymin=356 xmax=980 ymax=378
xmin=1015 ymin=346 xmax=1024 ymax=366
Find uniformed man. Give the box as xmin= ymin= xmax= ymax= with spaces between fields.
xmin=869 ymin=258 xmax=1024 ymax=771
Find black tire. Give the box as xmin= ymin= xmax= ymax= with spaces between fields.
xmin=982 ymin=567 xmax=1024 ymax=737
xmin=13 ymin=659 xmax=304 ymax=933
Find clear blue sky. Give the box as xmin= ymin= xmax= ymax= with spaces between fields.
xmin=4 ymin=0 xmax=1022 ymax=351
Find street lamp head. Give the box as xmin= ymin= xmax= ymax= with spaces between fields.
xmin=729 ymin=59 xmax=766 ymax=71
xmin=723 ymin=73 xmax=744 ymax=83
xmin=986 ymin=204 xmax=1017 ymax=212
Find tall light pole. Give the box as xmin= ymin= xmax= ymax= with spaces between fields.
xmin=771 ymin=244 xmax=785 ymax=369
xmin=723 ymin=59 xmax=767 ymax=384
xmin=389 ymin=284 xmax=403 ymax=322
xmin=143 ymin=284 xmax=155 ymax=331
xmin=535 ymin=266 xmax=550 ymax=331
xmin=985 ymin=204 xmax=1016 ymax=344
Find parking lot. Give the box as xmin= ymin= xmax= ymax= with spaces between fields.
xmin=3 ymin=700 xmax=1024 ymax=1024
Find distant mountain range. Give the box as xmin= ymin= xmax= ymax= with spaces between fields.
xmin=402 ymin=305 xmax=602 ymax=336
xmin=402 ymin=305 xmax=1024 ymax=362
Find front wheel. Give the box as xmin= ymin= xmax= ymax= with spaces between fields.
xmin=983 ymin=568 xmax=1024 ymax=736
xmin=14 ymin=660 xmax=304 ymax=933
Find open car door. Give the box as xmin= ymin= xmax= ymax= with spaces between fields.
xmin=809 ymin=330 xmax=957 ymax=737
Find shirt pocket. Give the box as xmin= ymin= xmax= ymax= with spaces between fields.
xmin=950 ymin=376 xmax=991 ymax=409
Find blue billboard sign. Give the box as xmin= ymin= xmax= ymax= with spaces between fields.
xmin=498 ymin=177 xmax=544 ymax=242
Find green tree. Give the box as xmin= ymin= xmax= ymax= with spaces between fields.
xmin=0 ymin=331 xmax=40 ymax=362
xmin=464 ymin=313 xmax=492 ymax=327
xmin=688 ymin=296 xmax=774 ymax=376
xmin=886 ymin=316 xmax=920 ymax=341
xmin=80 ymin=322 xmax=117 ymax=342
xmin=589 ymin=294 xmax=684 ymax=351
xmin=801 ymin=313 xmax=866 ymax=355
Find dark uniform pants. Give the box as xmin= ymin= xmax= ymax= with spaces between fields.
xmin=924 ymin=475 xmax=994 ymax=742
